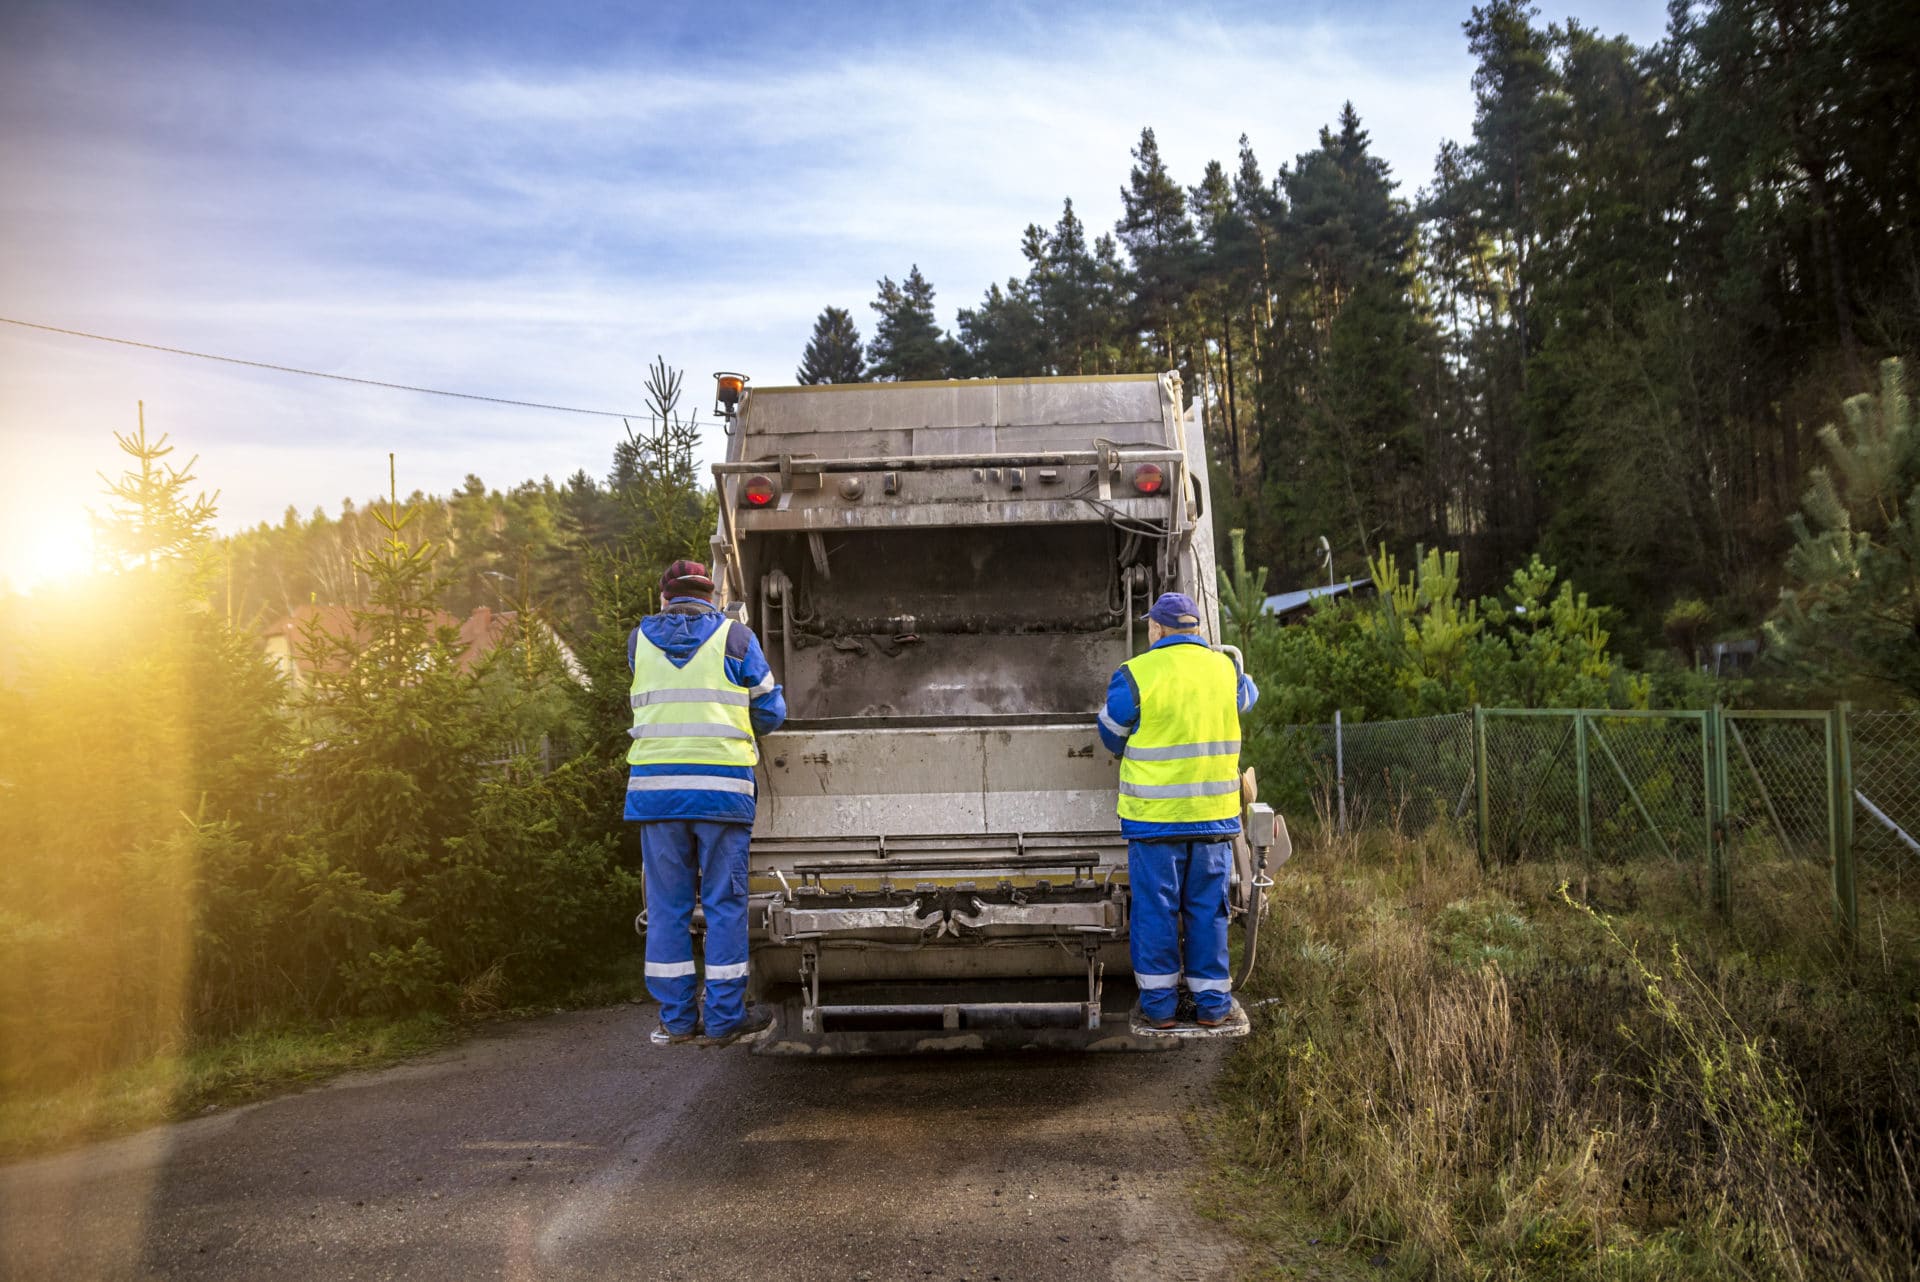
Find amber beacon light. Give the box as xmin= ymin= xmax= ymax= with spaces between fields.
xmin=713 ymin=371 xmax=750 ymax=418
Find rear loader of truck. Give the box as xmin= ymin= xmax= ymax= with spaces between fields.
xmin=702 ymin=371 xmax=1287 ymax=1053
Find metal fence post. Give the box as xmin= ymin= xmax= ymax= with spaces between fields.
xmin=1833 ymin=702 xmax=1858 ymax=949
xmin=1473 ymin=705 xmax=1490 ymax=867
xmin=1334 ymin=709 xmax=1348 ymax=836
xmin=1709 ymin=705 xmax=1731 ymax=915
xmin=1574 ymin=711 xmax=1591 ymax=863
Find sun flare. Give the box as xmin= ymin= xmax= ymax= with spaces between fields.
xmin=2 ymin=507 xmax=96 ymax=593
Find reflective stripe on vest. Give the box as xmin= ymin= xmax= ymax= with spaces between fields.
xmin=628 ymin=623 xmax=758 ymax=768
xmin=1116 ymin=643 xmax=1242 ymax=824
xmin=626 ymin=774 xmax=756 ymax=795
xmin=630 ymin=687 xmax=751 ymax=708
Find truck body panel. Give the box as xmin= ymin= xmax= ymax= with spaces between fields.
xmin=704 ymin=372 xmax=1237 ymax=1048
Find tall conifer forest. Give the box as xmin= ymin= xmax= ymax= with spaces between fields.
xmin=837 ymin=0 xmax=1919 ymax=645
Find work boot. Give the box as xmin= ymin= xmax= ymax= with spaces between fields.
xmin=698 ymin=1005 xmax=774 ymax=1048
xmin=650 ymin=1023 xmax=698 ymax=1046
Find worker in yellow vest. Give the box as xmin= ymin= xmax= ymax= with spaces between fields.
xmin=1097 ymin=592 xmax=1258 ymax=1029
xmin=627 ymin=560 xmax=785 ymax=1047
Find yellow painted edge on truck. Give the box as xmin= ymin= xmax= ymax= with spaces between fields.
xmin=750 ymin=373 xmax=1162 ymax=395
xmin=748 ymin=873 xmax=1129 ymax=894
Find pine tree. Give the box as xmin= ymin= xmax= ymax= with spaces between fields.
xmin=1117 ymin=127 xmax=1198 ymax=364
xmin=796 ymin=306 xmax=868 ymax=384
xmin=868 ymin=266 xmax=953 ymax=381
xmin=94 ymin=401 xmax=219 ymax=571
xmin=1767 ymin=359 xmax=1920 ymax=704
xmin=1217 ymin=529 xmax=1270 ymax=650
xmin=955 ymin=280 xmax=1043 ymax=377
xmin=577 ymin=358 xmax=716 ymax=761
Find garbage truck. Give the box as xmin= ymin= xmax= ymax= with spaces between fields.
xmin=700 ymin=371 xmax=1287 ymax=1052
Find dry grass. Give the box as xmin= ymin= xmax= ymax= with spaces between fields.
xmin=1215 ymin=823 xmax=1920 ymax=1280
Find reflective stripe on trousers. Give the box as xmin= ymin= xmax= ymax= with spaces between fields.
xmin=1127 ymin=838 xmax=1234 ymax=1021
xmin=641 ymin=820 xmax=754 ymax=1036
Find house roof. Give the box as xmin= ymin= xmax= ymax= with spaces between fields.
xmin=1260 ymin=579 xmax=1371 ymax=619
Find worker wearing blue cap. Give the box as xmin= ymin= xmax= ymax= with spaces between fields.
xmin=1098 ymin=591 xmax=1258 ymax=1028
xmin=627 ymin=560 xmax=786 ymax=1048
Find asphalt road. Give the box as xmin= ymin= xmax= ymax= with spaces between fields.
xmin=0 ymin=1005 xmax=1241 ymax=1280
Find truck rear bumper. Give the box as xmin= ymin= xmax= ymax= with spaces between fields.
xmin=750 ymin=979 xmax=1184 ymax=1055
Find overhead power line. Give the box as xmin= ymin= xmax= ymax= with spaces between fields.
xmin=0 ymin=315 xmax=647 ymax=419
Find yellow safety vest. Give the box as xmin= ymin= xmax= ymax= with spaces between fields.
xmin=1116 ymin=643 xmax=1243 ymax=824
xmin=628 ymin=624 xmax=758 ymax=768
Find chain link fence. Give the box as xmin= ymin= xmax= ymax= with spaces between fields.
xmin=1854 ymin=711 xmax=1920 ymax=887
xmin=1272 ymin=706 xmax=1919 ymax=941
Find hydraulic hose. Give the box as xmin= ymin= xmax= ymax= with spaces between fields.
xmin=1234 ymin=861 xmax=1267 ymax=990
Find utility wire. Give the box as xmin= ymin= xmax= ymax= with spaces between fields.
xmin=0 ymin=315 xmax=648 ymax=419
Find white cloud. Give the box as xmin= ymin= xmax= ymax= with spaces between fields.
xmin=0 ymin=1 xmax=1668 ymax=588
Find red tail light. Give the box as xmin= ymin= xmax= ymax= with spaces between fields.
xmin=1132 ymin=463 xmax=1165 ymax=495
xmin=743 ymin=475 xmax=777 ymax=507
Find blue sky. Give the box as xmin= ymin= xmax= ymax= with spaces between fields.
xmin=0 ymin=0 xmax=1672 ymax=590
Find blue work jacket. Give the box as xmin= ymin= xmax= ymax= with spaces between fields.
xmin=624 ymin=599 xmax=786 ymax=824
xmin=1098 ymin=633 xmax=1260 ymax=840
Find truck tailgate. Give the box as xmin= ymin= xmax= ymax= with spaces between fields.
xmin=754 ymin=715 xmax=1119 ymax=841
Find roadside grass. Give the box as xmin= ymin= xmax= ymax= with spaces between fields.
xmin=0 ymin=952 xmax=645 ymax=1161
xmin=0 ymin=1013 xmax=457 ymax=1161
xmin=1214 ymin=822 xmax=1920 ymax=1281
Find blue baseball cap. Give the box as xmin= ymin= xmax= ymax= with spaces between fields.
xmin=1144 ymin=592 xmax=1202 ymax=628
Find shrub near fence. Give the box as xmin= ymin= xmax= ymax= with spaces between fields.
xmin=1274 ymin=706 xmax=1919 ymax=943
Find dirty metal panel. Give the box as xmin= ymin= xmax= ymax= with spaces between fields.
xmin=737 ymin=430 xmax=915 ymax=460
xmin=983 ymin=425 xmax=1162 ymax=452
xmin=752 ymin=722 xmax=1125 ymax=841
xmin=749 ymin=385 xmax=974 ymax=435
xmin=912 ymin=425 xmax=999 ymax=455
xmin=985 ymin=789 xmax=1118 ymax=833
xmin=757 ymin=791 xmax=989 ymax=838
xmin=759 ymin=727 xmax=986 ymax=797
xmin=743 ymin=377 xmax=1166 ymax=440
xmin=994 ymin=380 xmax=1168 ymax=433
xmin=978 ymin=725 xmax=1117 ymax=789
xmin=755 ymin=723 xmax=994 ymax=838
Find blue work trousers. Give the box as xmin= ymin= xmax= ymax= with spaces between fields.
xmin=641 ymin=820 xmax=752 ymax=1036
xmin=1128 ymin=838 xmax=1233 ymax=1021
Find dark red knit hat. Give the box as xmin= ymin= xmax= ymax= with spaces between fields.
xmin=661 ymin=559 xmax=715 ymax=597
